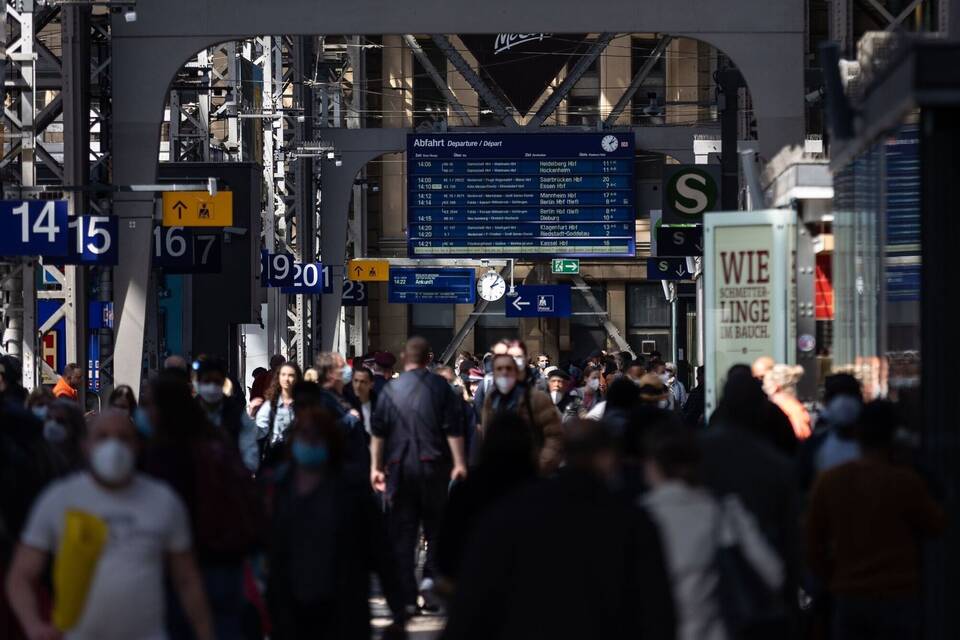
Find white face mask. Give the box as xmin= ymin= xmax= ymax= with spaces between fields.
xmin=90 ymin=438 xmax=135 ymax=484
xmin=587 ymin=378 xmax=600 ymax=391
xmin=513 ymin=356 xmax=526 ymax=370
xmin=494 ymin=376 xmax=516 ymax=395
xmin=195 ymin=381 xmax=224 ymax=404
xmin=43 ymin=420 xmax=68 ymax=444
xmin=657 ymin=398 xmax=670 ymax=409
xmin=551 ymin=390 xmax=561 ymax=403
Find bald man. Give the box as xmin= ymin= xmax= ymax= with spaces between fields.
xmin=752 ymin=355 xmax=775 ymax=383
xmin=6 ymin=410 xmax=214 ymax=640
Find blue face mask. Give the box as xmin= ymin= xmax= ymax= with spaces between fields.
xmin=341 ymin=365 xmax=353 ymax=385
xmin=32 ymin=405 xmax=49 ymax=420
xmin=133 ymin=407 xmax=153 ymax=438
xmin=292 ymin=440 xmax=329 ymax=468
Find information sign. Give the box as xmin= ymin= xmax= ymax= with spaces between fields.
xmin=407 ymin=133 xmax=635 ymax=258
xmin=504 ymin=284 xmax=572 ymax=318
xmin=655 ymin=225 xmax=703 ymax=257
xmin=162 ymin=191 xmax=233 ymax=227
xmin=646 ymin=257 xmax=692 ymax=281
xmin=348 ymin=259 xmax=390 ymax=282
xmin=388 ymin=268 xmax=476 ymax=304
xmin=662 ymin=165 xmax=720 ymax=224
xmin=261 ymin=251 xmax=332 ymax=293
xmin=0 ymin=200 xmax=69 ymax=256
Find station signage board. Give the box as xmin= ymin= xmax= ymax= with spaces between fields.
xmin=388 ymin=268 xmax=476 ymax=304
xmin=655 ymin=225 xmax=703 ymax=257
xmin=348 ymin=259 xmax=390 ymax=282
xmin=504 ymin=284 xmax=572 ymax=318
xmin=162 ymin=191 xmax=233 ymax=227
xmin=704 ymin=210 xmax=795 ymax=417
xmin=662 ymin=165 xmax=720 ymax=224
xmin=153 ymin=226 xmax=222 ymax=273
xmin=0 ymin=200 xmax=69 ymax=256
xmin=646 ymin=257 xmax=693 ymax=281
xmin=407 ymin=133 xmax=636 ymax=258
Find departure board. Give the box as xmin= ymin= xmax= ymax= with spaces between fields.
xmin=407 ymin=133 xmax=636 ymax=258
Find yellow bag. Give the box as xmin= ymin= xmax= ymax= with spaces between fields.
xmin=51 ymin=509 xmax=109 ymax=632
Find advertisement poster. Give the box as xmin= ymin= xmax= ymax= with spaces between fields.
xmin=705 ymin=211 xmax=794 ymax=416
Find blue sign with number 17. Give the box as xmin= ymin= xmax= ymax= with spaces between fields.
xmin=0 ymin=200 xmax=69 ymax=256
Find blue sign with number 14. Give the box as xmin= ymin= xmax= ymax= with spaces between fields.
xmin=0 ymin=200 xmax=69 ymax=256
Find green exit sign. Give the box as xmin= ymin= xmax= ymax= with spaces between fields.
xmin=551 ymin=258 xmax=580 ymax=274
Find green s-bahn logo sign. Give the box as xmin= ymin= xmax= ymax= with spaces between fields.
xmin=663 ymin=165 xmax=720 ymax=224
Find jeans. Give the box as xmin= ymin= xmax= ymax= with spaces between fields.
xmin=832 ymin=595 xmax=919 ymax=640
xmin=168 ymin=562 xmax=246 ymax=640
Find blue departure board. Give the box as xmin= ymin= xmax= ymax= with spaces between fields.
xmin=407 ymin=133 xmax=636 ymax=258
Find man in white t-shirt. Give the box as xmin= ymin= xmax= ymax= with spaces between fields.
xmin=5 ymin=410 xmax=213 ymax=640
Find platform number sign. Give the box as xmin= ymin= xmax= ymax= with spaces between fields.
xmin=62 ymin=216 xmax=119 ymax=265
xmin=341 ymin=280 xmax=368 ymax=306
xmin=0 ymin=200 xmax=69 ymax=256
xmin=262 ymin=251 xmax=333 ymax=293
xmin=153 ymin=226 xmax=222 ymax=273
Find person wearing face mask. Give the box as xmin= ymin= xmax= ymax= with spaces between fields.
xmin=6 ymin=410 xmax=215 ymax=640
xmin=547 ymin=368 xmax=576 ymax=420
xmin=507 ymin=340 xmax=546 ymax=393
xmin=663 ymin=362 xmax=688 ymax=411
xmin=636 ymin=373 xmax=673 ymax=410
xmin=569 ymin=365 xmax=604 ymax=417
xmin=43 ymin=399 xmax=87 ymax=474
xmin=26 ymin=385 xmax=56 ymax=422
xmin=480 ymin=354 xmax=563 ymax=475
xmin=314 ymin=352 xmax=371 ymax=484
xmin=193 ymin=356 xmax=260 ymax=472
xmin=265 ymin=407 xmax=407 ymax=638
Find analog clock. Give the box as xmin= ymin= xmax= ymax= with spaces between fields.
xmin=601 ymin=134 xmax=619 ymax=152
xmin=477 ymin=271 xmax=506 ymax=302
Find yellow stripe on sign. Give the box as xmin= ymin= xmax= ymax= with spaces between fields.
xmin=348 ymin=259 xmax=390 ymax=282
xmin=162 ymin=191 xmax=233 ymax=227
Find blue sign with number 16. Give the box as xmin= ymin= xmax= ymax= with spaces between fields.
xmin=0 ymin=200 xmax=69 ymax=256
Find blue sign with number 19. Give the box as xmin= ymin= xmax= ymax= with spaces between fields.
xmin=0 ymin=200 xmax=69 ymax=256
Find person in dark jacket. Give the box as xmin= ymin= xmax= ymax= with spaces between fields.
xmin=265 ymin=405 xmax=406 ymax=639
xmin=436 ymin=412 xmax=538 ymax=589
xmin=441 ymin=421 xmax=676 ymax=640
xmin=371 ymin=336 xmax=468 ymax=614
xmin=700 ymin=367 xmax=801 ymax=638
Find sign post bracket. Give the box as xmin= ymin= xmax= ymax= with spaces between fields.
xmin=571 ymin=274 xmax=634 ymax=357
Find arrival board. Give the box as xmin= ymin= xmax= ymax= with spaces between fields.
xmin=407 ymin=133 xmax=636 ymax=258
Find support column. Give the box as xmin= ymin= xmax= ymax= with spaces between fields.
xmin=666 ymin=38 xmax=702 ymax=125
xmin=62 ymin=4 xmax=91 ymax=403
xmin=446 ymin=41 xmax=479 ymax=127
xmin=293 ymin=36 xmax=315 ymax=367
xmin=600 ymin=35 xmax=632 ymax=126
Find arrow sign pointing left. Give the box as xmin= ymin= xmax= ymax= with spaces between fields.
xmin=512 ymin=296 xmax=530 ymax=311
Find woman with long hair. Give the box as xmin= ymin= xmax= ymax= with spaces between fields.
xmin=256 ymin=361 xmax=303 ymax=460
xmin=108 ymin=384 xmax=138 ymax=417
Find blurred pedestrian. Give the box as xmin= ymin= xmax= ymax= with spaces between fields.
xmin=142 ymin=373 xmax=264 ymax=640
xmin=643 ymin=426 xmax=783 ymax=640
xmin=264 ymin=406 xmax=406 ymax=639
xmin=681 ymin=366 xmax=706 ymax=428
xmin=43 ymin=399 xmax=86 ymax=473
xmin=590 ymin=377 xmax=641 ymax=438
xmin=806 ymin=400 xmax=945 ymax=640
xmin=371 ymin=337 xmax=467 ymax=616
xmin=569 ymin=364 xmax=603 ymax=416
xmin=348 ymin=365 xmax=377 ymax=436
xmin=763 ymin=364 xmax=811 ymax=441
xmin=712 ymin=365 xmax=797 ymax=456
xmin=701 ymin=369 xmax=801 ymax=636
xmin=52 ymin=363 xmax=83 ymax=402
xmin=636 ymin=373 xmax=671 ymax=408
xmin=0 ymin=355 xmax=28 ymax=407
xmin=798 ymin=373 xmax=863 ymax=491
xmin=6 ymin=410 xmax=214 ymax=640
xmin=442 ymin=421 xmax=676 ymax=640
xmin=437 ymin=412 xmax=538 ymax=592
xmin=664 ymin=362 xmax=688 ymax=410
xmin=107 ymin=384 xmax=137 ymax=418
xmin=251 ymin=354 xmax=286 ymax=402
xmin=546 ymin=368 xmax=576 ymax=419
xmin=256 ymin=361 xmax=302 ymax=466
xmin=25 ymin=386 xmax=55 ymax=422
xmin=193 ymin=356 xmax=260 ymax=472
xmin=371 ymin=351 xmax=397 ymax=393
xmin=479 ymin=354 xmax=563 ymax=475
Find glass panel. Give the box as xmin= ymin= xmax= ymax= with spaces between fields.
xmin=627 ymin=283 xmax=670 ymax=327
xmin=411 ymin=303 xmax=454 ymax=328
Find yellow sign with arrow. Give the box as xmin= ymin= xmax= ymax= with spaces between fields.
xmin=162 ymin=191 xmax=233 ymax=227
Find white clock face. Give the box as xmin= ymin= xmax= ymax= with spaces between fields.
xmin=601 ymin=134 xmax=619 ymax=152
xmin=477 ymin=271 xmax=506 ymax=301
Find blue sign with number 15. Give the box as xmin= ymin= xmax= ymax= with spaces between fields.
xmin=0 ymin=200 xmax=69 ymax=256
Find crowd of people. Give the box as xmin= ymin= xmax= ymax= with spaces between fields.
xmin=0 ymin=337 xmax=946 ymax=639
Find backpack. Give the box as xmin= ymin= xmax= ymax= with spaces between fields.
xmin=191 ymin=437 xmax=265 ymax=556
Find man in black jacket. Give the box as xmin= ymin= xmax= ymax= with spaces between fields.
xmin=441 ymin=422 xmax=676 ymax=640
xmin=371 ymin=336 xmax=468 ymax=614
